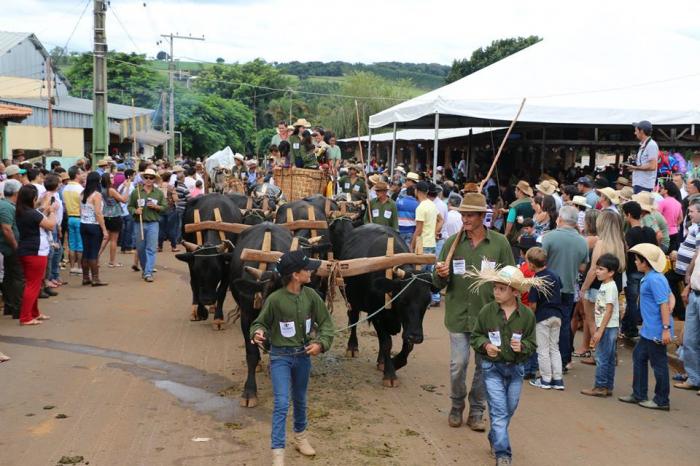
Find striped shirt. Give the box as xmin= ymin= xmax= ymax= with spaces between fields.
xmin=175 ymin=181 xmax=190 ymax=212
xmin=396 ymin=193 xmax=418 ymax=235
xmin=674 ymin=223 xmax=699 ymax=275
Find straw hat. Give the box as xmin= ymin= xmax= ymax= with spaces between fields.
xmin=618 ymin=186 xmax=634 ymax=202
xmin=629 ymin=243 xmax=667 ymax=273
xmin=455 ymin=193 xmax=488 ymax=213
xmin=597 ymin=187 xmax=620 ymax=205
xmin=464 ymin=264 xmax=552 ymax=293
xmin=406 ymin=172 xmax=420 ymax=182
xmin=142 ymin=168 xmax=157 ymax=177
xmin=616 ymin=176 xmax=631 ymax=187
xmin=369 ymin=173 xmax=382 ymax=185
xmin=395 ymin=166 xmax=406 ymax=174
xmin=632 ymin=192 xmax=656 ymax=212
xmin=97 ymin=159 xmax=110 ymax=167
xmin=172 ymin=165 xmax=184 ymax=173
xmin=571 ymin=195 xmax=591 ymax=209
xmin=462 ymin=182 xmax=479 ymax=193
xmin=535 ymin=180 xmax=557 ymax=196
xmin=374 ymin=181 xmax=388 ymax=191
xmin=293 ymin=118 xmax=312 ymax=127
xmin=516 ymin=180 xmax=533 ymax=197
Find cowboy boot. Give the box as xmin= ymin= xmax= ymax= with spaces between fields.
xmin=294 ymin=430 xmax=316 ymax=456
xmin=81 ymin=258 xmax=91 ymax=285
xmin=90 ymin=260 xmax=108 ymax=287
xmin=271 ymin=448 xmax=285 ymax=466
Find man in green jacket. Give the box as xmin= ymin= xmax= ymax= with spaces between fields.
xmin=504 ymin=180 xmax=535 ymax=242
xmin=366 ymin=181 xmax=398 ymax=229
xmin=127 ymin=168 xmax=166 ymax=282
xmin=338 ymin=165 xmax=366 ymax=201
xmin=433 ymin=193 xmax=515 ymax=431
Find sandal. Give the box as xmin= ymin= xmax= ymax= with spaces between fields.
xmin=131 ymin=265 xmax=140 ymax=272
xmin=37 ymin=314 xmax=51 ymax=320
xmin=108 ymin=263 xmax=123 ymax=268
xmin=573 ymin=350 xmax=591 ymax=358
xmin=0 ymin=352 xmax=10 ymax=362
xmin=20 ymin=319 xmax=42 ymax=326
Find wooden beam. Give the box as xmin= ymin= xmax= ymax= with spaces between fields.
xmin=184 ymin=221 xmax=250 ymax=235
xmin=510 ymin=139 xmax=700 ymax=148
xmin=385 ymin=236 xmax=394 ymax=309
xmin=307 ymin=205 xmax=318 ymax=238
xmin=213 ymin=208 xmax=226 ymax=242
xmin=193 ymin=209 xmax=202 ymax=245
xmin=278 ymin=220 xmax=328 ymax=231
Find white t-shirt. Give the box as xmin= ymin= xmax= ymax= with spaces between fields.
xmin=433 ymin=197 xmax=448 ymax=238
xmin=594 ymin=280 xmax=619 ymax=328
xmin=444 ymin=210 xmax=463 ymax=238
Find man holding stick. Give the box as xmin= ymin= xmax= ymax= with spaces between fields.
xmin=128 ymin=168 xmax=165 ymax=283
xmin=433 ymin=193 xmax=514 ymax=431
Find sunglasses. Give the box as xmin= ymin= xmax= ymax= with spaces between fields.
xmin=143 ymin=175 xmax=155 ymax=180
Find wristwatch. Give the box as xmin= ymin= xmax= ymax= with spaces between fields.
xmin=662 ymin=325 xmax=671 ymax=330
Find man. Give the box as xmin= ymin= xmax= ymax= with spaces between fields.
xmin=389 ymin=180 xmax=402 ymax=201
xmin=679 ymin=216 xmax=700 ymax=393
xmin=433 ymin=192 xmax=514 ymax=431
xmin=624 ymin=120 xmax=658 ymax=194
xmin=326 ymin=133 xmax=342 ymax=175
xmin=4 ymin=165 xmax=26 ymax=184
xmin=27 ymin=168 xmax=46 ymax=198
xmin=171 ymin=166 xmax=190 ymax=248
xmin=412 ymin=181 xmax=441 ymax=306
xmin=429 ymin=183 xmax=447 ymax=305
xmin=576 ymin=177 xmax=599 ymax=209
xmin=504 ymin=180 xmax=534 ymax=240
xmin=597 ymin=187 xmax=620 ymax=214
xmin=128 ymin=168 xmax=166 ymax=282
xmin=444 ymin=194 xmax=463 ymax=238
xmin=541 ymin=206 xmax=589 ymax=370
xmin=338 ymin=165 xmax=366 ymax=201
xmin=0 ymin=180 xmax=24 ymax=319
xmin=634 ymin=192 xmax=670 ymax=253
xmin=63 ymin=166 xmax=84 ymax=275
xmin=616 ymin=176 xmax=632 ymax=191
xmin=672 ymin=173 xmax=688 ymax=200
xmin=366 ymin=181 xmax=398 ymax=230
xmin=96 ymin=158 xmax=110 ymax=176
xmin=270 ymin=120 xmax=289 ymax=147
xmin=396 ymin=185 xmax=419 ymax=246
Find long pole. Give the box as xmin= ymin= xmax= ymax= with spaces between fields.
xmin=161 ymin=90 xmax=168 ymax=157
xmin=390 ymin=122 xmax=397 ymax=178
xmin=131 ymin=98 xmax=137 ymax=158
xmin=433 ymin=113 xmax=440 ymax=182
xmin=46 ymin=57 xmax=54 ymax=151
xmin=92 ymin=0 xmax=108 ymax=166
xmin=354 ymin=100 xmax=373 ymax=222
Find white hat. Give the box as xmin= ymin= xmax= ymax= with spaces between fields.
xmin=234 ymin=153 xmax=245 ymax=162
xmin=395 ymin=166 xmax=406 ymax=174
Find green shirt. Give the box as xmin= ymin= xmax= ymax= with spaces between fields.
xmin=471 ymin=301 xmax=537 ymax=363
xmin=250 ymin=286 xmax=335 ymax=352
xmin=366 ymin=197 xmax=398 ymax=230
xmin=541 ymin=226 xmax=589 ymax=294
xmin=0 ymin=199 xmax=18 ymax=256
xmin=432 ymin=229 xmax=515 ymax=333
xmin=288 ymin=134 xmax=302 ymax=164
xmin=301 ymin=148 xmax=319 ymax=169
xmin=128 ymin=186 xmax=167 ymax=222
xmin=642 ymin=211 xmax=670 ymax=250
xmin=327 ymin=145 xmax=341 ymax=161
xmin=338 ymin=176 xmax=366 ymax=201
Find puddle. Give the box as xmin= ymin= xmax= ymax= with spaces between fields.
xmin=0 ymin=336 xmax=255 ymax=423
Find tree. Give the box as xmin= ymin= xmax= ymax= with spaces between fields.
xmin=64 ymin=51 xmax=166 ymax=108
xmin=216 ymin=57 xmax=225 ymax=64
xmin=446 ymin=36 xmax=541 ymax=83
xmin=49 ymin=46 xmax=69 ymax=67
xmin=176 ymin=92 xmax=254 ymax=157
xmin=156 ymin=51 xmax=169 ymax=60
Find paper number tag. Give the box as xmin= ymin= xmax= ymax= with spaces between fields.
xmin=353 ymin=185 xmax=360 ymax=192
xmin=280 ymin=321 xmax=296 ymax=338
xmin=488 ymin=330 xmax=502 ymax=347
xmin=137 ymin=199 xmax=145 ymax=207
xmin=293 ymin=143 xmax=300 ymax=150
xmin=480 ymin=258 xmax=496 ymax=272
xmin=305 ymin=318 xmax=312 ymax=334
xmin=344 ymin=182 xmax=350 ymax=190
xmin=383 ymin=210 xmax=392 ymax=219
xmin=452 ymin=259 xmax=466 ymax=275
xmin=371 ymin=209 xmax=379 ymax=218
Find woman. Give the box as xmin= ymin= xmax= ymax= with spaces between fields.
xmin=99 ymin=172 xmax=129 ymax=266
xmin=531 ymin=194 xmax=557 ymax=237
xmin=16 ymin=184 xmax=58 ymax=325
xmin=572 ymin=209 xmax=599 ymax=356
xmin=80 ymin=172 xmax=109 ymax=286
xmin=658 ymin=181 xmax=683 ymax=252
xmin=578 ymin=211 xmax=626 ymax=361
xmin=157 ymin=172 xmax=178 ymax=252
xmin=300 ymin=130 xmax=318 ymax=169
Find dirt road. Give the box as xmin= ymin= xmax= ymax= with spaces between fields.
xmin=0 ymin=253 xmax=697 ymax=466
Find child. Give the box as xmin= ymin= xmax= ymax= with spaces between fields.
xmin=469 ymin=265 xmax=547 ymax=466
xmin=581 ymin=253 xmax=620 ymax=397
xmin=619 ymin=243 xmax=673 ymax=411
xmin=189 ymin=179 xmax=203 ymax=197
xmin=250 ymin=250 xmax=335 ymax=466
xmin=526 ymin=247 xmax=565 ymax=390
xmin=519 ymin=218 xmax=535 ymax=240
xmin=517 ymin=236 xmax=538 ymax=379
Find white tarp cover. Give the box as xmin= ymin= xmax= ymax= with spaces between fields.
xmin=205 ymin=146 xmax=236 ymax=178
xmin=370 ymin=31 xmax=700 ymax=129
xmin=339 ymin=127 xmax=502 ymax=142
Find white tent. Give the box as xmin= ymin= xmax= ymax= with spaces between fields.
xmin=370 ymin=31 xmax=700 ymax=130
xmin=339 ymin=127 xmax=501 ymax=143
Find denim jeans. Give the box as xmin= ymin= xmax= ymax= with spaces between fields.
xmin=48 ymin=230 xmax=62 ymax=281
xmin=169 ymin=209 xmax=184 ymax=246
xmin=482 ymin=360 xmax=524 ymax=460
xmin=632 ymin=337 xmax=670 ymax=406
xmin=622 ymin=272 xmax=643 ymax=337
xmin=449 ymin=332 xmax=486 ymax=417
xmin=119 ymin=214 xmax=135 ymax=250
xmin=269 ymin=346 xmax=311 ymax=449
xmin=432 ymin=240 xmax=445 ymax=303
xmin=136 ymin=221 xmax=159 ymax=277
xmin=594 ymin=327 xmax=618 ymax=389
xmin=399 ymin=231 xmax=414 ymax=247
xmin=683 ymin=291 xmax=700 ymax=386
xmin=559 ymin=293 xmax=574 ymax=366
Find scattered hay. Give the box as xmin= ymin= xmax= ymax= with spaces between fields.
xmin=56 ymin=456 xmax=85 ymax=465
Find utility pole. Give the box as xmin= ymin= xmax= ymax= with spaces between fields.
xmin=46 ymin=57 xmax=54 ymax=151
xmin=160 ymin=33 xmax=204 ymax=161
xmin=92 ymin=0 xmax=108 ymax=167
xmin=161 ymin=90 xmax=168 ymax=157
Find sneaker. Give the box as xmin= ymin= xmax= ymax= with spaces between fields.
xmin=673 ymin=381 xmax=700 ymax=390
xmin=529 ymin=378 xmax=551 ymax=389
xmin=550 ymin=379 xmax=565 ymax=390
xmin=69 ymin=267 xmax=81 ymax=275
xmin=580 ymin=387 xmax=607 ymax=397
xmin=618 ymin=394 xmax=643 ymax=404
xmin=144 ymin=275 xmax=154 ymax=283
xmin=638 ymin=400 xmax=670 ymax=411
xmin=496 ymin=457 xmax=512 ymax=465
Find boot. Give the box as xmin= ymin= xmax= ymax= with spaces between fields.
xmin=580 ymin=387 xmax=607 ymax=397
xmin=271 ymin=448 xmax=285 ymax=466
xmin=90 ymin=260 xmax=107 ymax=287
xmin=293 ymin=430 xmax=316 ymax=456
xmin=81 ymin=259 xmax=91 ymax=285
xmin=448 ymin=406 xmax=464 ymax=427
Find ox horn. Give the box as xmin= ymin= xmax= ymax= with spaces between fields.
xmin=181 ymin=240 xmax=200 ymax=252
xmin=307 ymin=236 xmax=323 ymax=245
xmin=244 ymin=266 xmax=264 ymax=280
xmin=216 ymin=239 xmax=235 ymax=254
xmin=392 ymin=266 xmax=406 ymax=279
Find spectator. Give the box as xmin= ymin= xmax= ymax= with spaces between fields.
xmin=118 ymin=169 xmax=136 ymax=254
xmin=99 ymin=172 xmax=129 ymax=267
xmin=80 ymin=172 xmax=109 ymax=286
xmin=63 ymin=166 xmax=84 ymax=275
xmin=396 ymin=185 xmax=419 ymax=246
xmin=41 ymin=174 xmax=64 ymax=289
xmin=128 ymin=168 xmax=166 ymax=283
xmin=365 ymin=181 xmax=398 ymax=230
xmin=0 ymin=179 xmax=24 ymax=319
xmin=413 ymin=181 xmax=441 ymax=306
xmin=504 ymin=180 xmax=534 ymax=241
xmin=658 ymin=180 xmax=684 ymax=252
xmin=624 ymin=120 xmax=658 ymax=194
xmin=444 ymin=194 xmax=463 ymax=238
xmin=576 ymin=177 xmax=599 ymax=209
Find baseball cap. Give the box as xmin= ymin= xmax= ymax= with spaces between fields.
xmin=576 ymin=176 xmax=592 ymax=187
xmin=633 ymin=120 xmax=653 ymax=134
xmin=415 ymin=181 xmax=430 ymax=193
xmin=5 ymin=165 xmax=26 ymax=177
xmin=277 ymin=250 xmax=321 ymax=276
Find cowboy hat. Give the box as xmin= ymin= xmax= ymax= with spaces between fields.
xmin=97 ymin=159 xmax=110 ymax=167
xmin=172 ymin=165 xmax=184 ymax=173
xmin=516 ymin=180 xmax=534 ymax=197
xmin=406 ymin=172 xmax=420 ymax=182
xmin=395 ymin=166 xmax=406 ymax=174
xmin=293 ymin=118 xmax=312 ymax=127
xmin=597 ymin=187 xmax=620 ymax=205
xmin=535 ymin=180 xmax=557 ymax=196
xmin=234 ymin=152 xmax=245 ymax=162
xmin=629 ymin=243 xmax=667 ymax=273
xmin=455 ymin=193 xmax=488 ymax=213
xmin=465 ymin=265 xmax=551 ymax=293
xmin=142 ymin=168 xmax=157 ymax=177
xmin=618 ymin=186 xmax=634 ymax=202
xmin=369 ymin=173 xmax=382 ymax=185
xmin=632 ymin=192 xmax=656 ymax=212
xmin=374 ymin=181 xmax=388 ymax=191
xmin=616 ymin=176 xmax=631 ymax=187
xmin=571 ymin=195 xmax=591 ymax=209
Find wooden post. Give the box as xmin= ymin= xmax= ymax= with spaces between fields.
xmin=354 ymin=100 xmax=373 ymax=222
xmin=213 ymin=208 xmax=225 ymax=242
xmin=307 ymin=205 xmax=317 ymax=238
xmin=193 ymin=209 xmax=203 ymax=245
xmin=385 ymin=236 xmax=394 ymax=309
xmin=415 ymin=236 xmax=424 ymax=270
xmin=259 ymin=232 xmax=271 ymax=272
xmin=290 ymin=237 xmax=299 ymax=251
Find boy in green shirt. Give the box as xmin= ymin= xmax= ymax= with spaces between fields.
xmin=469 ymin=265 xmax=546 ymax=466
xmin=365 ymin=181 xmax=398 ymax=230
xmin=250 ymin=250 xmax=334 ymax=466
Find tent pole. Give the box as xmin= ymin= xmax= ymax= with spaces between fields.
xmin=433 ymin=113 xmax=440 ymax=182
xmin=367 ymin=127 xmax=372 ymax=173
xmin=467 ymin=128 xmax=473 ymax=179
xmin=390 ymin=122 xmax=397 ymax=178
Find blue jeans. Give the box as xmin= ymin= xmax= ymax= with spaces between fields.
xmin=136 ymin=221 xmax=158 ymax=277
xmin=119 ymin=214 xmax=134 ymax=250
xmin=632 ymin=337 xmax=670 ymax=406
xmin=559 ymin=293 xmax=574 ymax=366
xmin=622 ymin=272 xmax=643 ymax=337
xmin=633 ymin=185 xmax=651 ymax=194
xmin=683 ymin=291 xmax=700 ymax=386
xmin=449 ymin=332 xmax=486 ymax=416
xmin=48 ymin=230 xmax=62 ymax=281
xmin=523 ymin=353 xmax=538 ymax=375
xmin=168 ymin=209 xmax=183 ymax=246
xmin=423 ymin=246 xmax=440 ymax=303
xmin=594 ymin=327 xmax=618 ymax=389
xmin=270 ymin=346 xmax=311 ymax=449
xmin=399 ymin=231 xmax=414 ymax=247
xmin=432 ymin=240 xmax=445 ymax=303
xmin=482 ymin=361 xmax=524 ymax=460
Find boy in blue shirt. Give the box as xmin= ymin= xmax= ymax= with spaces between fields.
xmin=619 ymin=243 xmax=674 ymax=410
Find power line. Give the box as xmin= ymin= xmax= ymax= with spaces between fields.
xmin=62 ymin=0 xmax=91 ymax=55
xmin=109 ymin=3 xmax=142 ymax=53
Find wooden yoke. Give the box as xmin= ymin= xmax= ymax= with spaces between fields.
xmin=184 ymin=221 xmax=250 ymax=235
xmin=307 ymin=205 xmax=318 ymax=238
xmin=385 ymin=237 xmax=394 ymax=309
xmin=193 ymin=209 xmax=203 ymax=245
xmin=213 ymin=208 xmax=226 ymax=242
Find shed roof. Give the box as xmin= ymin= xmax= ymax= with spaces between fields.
xmin=339 ymin=127 xmax=501 ymax=143
xmin=0 ymin=95 xmax=153 ymax=120
xmin=0 ymin=103 xmax=31 ymax=120
xmin=0 ymin=31 xmax=31 ymax=57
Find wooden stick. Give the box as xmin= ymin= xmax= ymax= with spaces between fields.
xmin=136 ymin=184 xmax=144 ymax=240
xmin=290 ymin=237 xmax=299 ymax=251
xmin=478 ymin=98 xmax=526 ymax=192
xmin=213 ymin=208 xmax=226 ymax=242
xmin=193 ymin=209 xmax=203 ymax=245
xmin=385 ymin=236 xmax=394 ymax=309
xmin=307 ymin=205 xmax=318 ymax=238
xmin=354 ymin=100 xmax=373 ymax=222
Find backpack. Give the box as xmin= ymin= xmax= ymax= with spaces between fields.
xmin=658 ymin=150 xmax=679 ymax=176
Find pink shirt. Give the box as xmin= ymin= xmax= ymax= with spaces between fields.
xmin=657 ymin=196 xmax=682 ymax=235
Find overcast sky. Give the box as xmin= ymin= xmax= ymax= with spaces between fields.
xmin=2 ymin=0 xmax=699 ymax=65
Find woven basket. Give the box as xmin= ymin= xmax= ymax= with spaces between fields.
xmin=274 ymin=167 xmax=329 ymax=201
xmin=226 ymin=177 xmax=246 ymax=194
